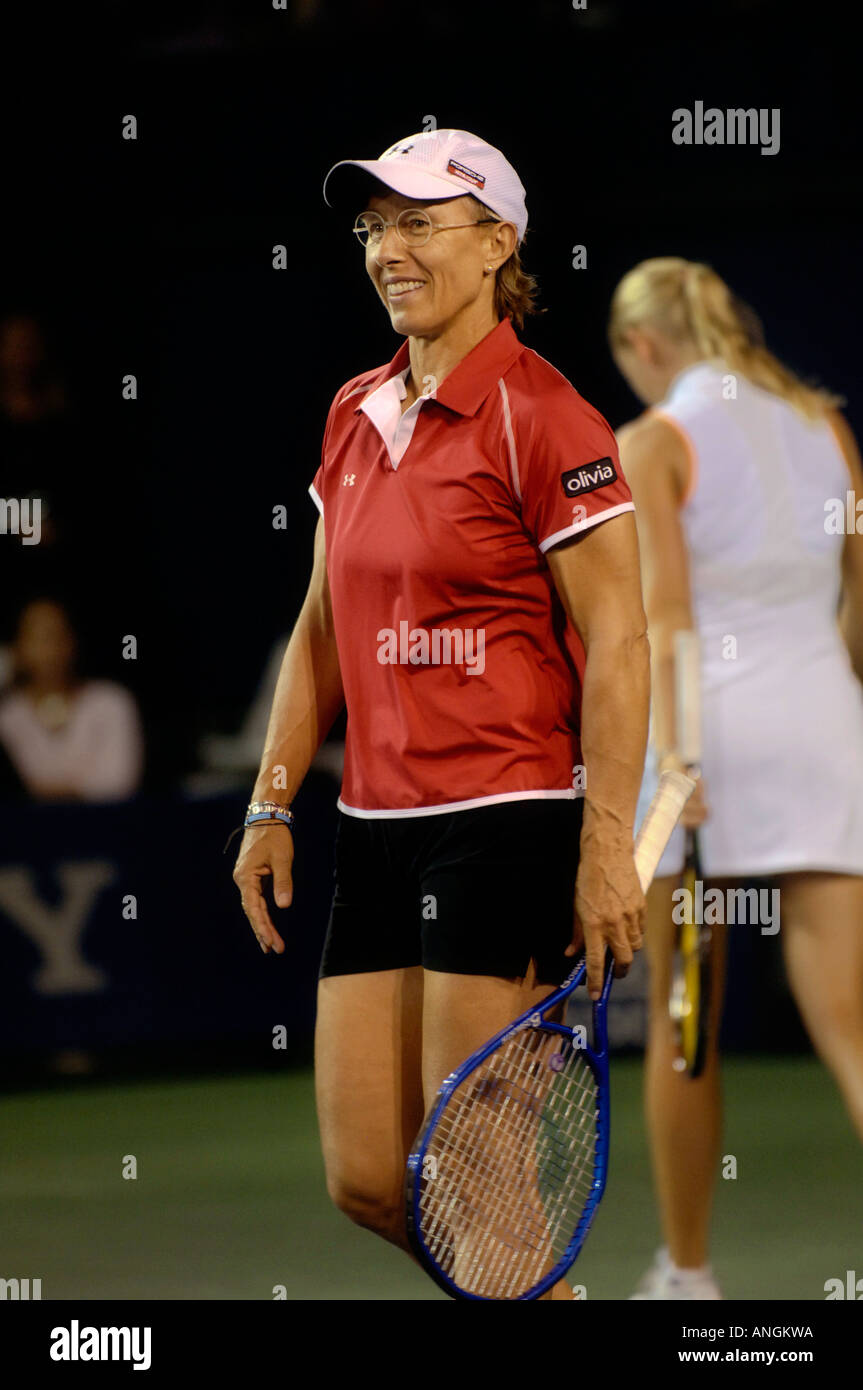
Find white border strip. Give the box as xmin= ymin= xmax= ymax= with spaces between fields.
xmin=308 ymin=482 xmax=324 ymax=516
xmin=498 ymin=379 xmax=521 ymax=501
xmin=539 ymin=501 xmax=634 ymax=554
xmin=337 ymin=787 xmax=580 ymax=819
xmin=344 ymin=381 xmax=374 ymax=402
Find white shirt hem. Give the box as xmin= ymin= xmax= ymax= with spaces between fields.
xmin=337 ymin=787 xmax=581 ymax=819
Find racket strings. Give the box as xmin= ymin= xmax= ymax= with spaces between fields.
xmin=426 ymin=1039 xmax=595 ymax=1298
xmin=418 ymin=1026 xmax=602 ymax=1298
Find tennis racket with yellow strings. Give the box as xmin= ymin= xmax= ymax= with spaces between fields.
xmin=668 ymin=630 xmax=711 ymax=1077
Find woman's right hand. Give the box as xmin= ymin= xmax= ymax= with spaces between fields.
xmin=232 ymin=823 xmax=294 ymax=954
xmin=658 ymin=753 xmax=709 ymax=829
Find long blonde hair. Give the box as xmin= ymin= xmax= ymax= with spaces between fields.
xmin=608 ymin=257 xmax=843 ymax=422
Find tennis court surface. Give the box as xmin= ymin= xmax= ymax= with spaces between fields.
xmin=3 ymin=1054 xmax=858 ymax=1301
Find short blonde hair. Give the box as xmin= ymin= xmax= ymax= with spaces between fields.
xmin=608 ymin=257 xmax=842 ymax=423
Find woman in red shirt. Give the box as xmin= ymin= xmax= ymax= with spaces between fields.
xmin=232 ymin=129 xmax=650 ymax=1299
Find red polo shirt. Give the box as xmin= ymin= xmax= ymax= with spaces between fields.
xmin=310 ymin=317 xmax=633 ymax=817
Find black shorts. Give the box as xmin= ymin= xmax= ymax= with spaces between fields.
xmin=319 ymin=796 xmax=584 ymax=982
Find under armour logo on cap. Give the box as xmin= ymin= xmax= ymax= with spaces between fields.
xmin=382 ymin=142 xmax=415 ymax=158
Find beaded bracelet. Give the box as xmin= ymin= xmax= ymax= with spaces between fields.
xmin=223 ymin=801 xmax=295 ymax=855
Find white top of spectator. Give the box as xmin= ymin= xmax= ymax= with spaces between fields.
xmin=0 ymin=679 xmax=144 ymax=802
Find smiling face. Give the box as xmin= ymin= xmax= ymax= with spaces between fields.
xmin=361 ymin=186 xmax=511 ymax=339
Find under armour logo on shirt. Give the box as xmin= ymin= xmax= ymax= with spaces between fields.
xmin=343 ymin=474 xmax=356 ymax=487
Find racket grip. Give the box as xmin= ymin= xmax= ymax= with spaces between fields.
xmin=673 ymin=630 xmax=702 ymax=768
xmin=633 ymin=769 xmax=696 ymax=892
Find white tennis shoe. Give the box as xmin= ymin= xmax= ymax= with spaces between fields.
xmin=630 ymin=1247 xmax=722 ymax=1300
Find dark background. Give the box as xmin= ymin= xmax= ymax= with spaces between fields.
xmin=0 ymin=0 xmax=858 ymax=1071
xmin=6 ymin=0 xmax=859 ymax=778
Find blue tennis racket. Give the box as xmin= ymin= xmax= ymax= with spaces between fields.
xmin=405 ymin=770 xmax=695 ymax=1301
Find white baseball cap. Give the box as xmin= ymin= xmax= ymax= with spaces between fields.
xmin=322 ymin=128 xmax=528 ymax=243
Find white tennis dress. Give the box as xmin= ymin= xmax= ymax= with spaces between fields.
xmin=634 ymin=358 xmax=863 ymax=878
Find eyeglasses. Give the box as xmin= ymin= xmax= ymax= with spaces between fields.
xmin=352 ymin=208 xmax=500 ymax=248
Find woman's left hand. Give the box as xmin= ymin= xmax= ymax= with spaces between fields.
xmin=567 ymin=823 xmax=646 ymax=1001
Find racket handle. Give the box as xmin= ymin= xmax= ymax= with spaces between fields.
xmin=673 ymin=630 xmax=702 ymax=768
xmin=633 ymin=769 xmax=696 ymax=893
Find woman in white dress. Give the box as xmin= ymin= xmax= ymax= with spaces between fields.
xmin=609 ymin=257 xmax=863 ymax=1299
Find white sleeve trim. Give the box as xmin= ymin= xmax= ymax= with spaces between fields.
xmin=309 ymin=482 xmax=324 ymax=516
xmin=539 ymin=500 xmax=635 ymax=553
xmin=497 ymin=379 xmax=521 ymax=501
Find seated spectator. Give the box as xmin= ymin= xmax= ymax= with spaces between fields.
xmin=0 ymin=597 xmax=144 ymax=802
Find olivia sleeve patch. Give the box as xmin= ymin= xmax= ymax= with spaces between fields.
xmin=517 ymin=388 xmax=634 ymax=552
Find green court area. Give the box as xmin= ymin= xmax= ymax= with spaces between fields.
xmin=2 ymin=1056 xmax=859 ymax=1301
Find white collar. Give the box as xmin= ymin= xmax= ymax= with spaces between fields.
xmin=365 ymin=364 xmax=411 ymax=405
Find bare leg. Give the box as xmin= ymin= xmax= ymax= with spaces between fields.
xmin=643 ymin=876 xmax=728 ymax=1268
xmin=315 ymin=967 xmax=425 ymax=1251
xmin=778 ymin=871 xmax=863 ymax=1143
